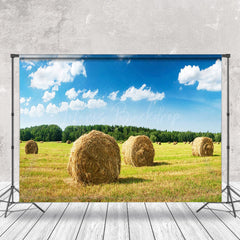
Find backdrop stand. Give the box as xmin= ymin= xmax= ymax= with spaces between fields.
xmin=0 ymin=54 xmax=44 ymax=218
xmin=197 ymin=54 xmax=240 ymax=218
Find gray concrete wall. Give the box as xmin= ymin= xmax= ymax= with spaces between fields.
xmin=0 ymin=0 xmax=239 ymax=182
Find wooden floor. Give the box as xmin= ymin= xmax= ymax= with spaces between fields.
xmin=0 ymin=182 xmax=240 ymax=240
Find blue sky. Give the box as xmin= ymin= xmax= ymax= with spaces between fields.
xmin=20 ymin=55 xmax=222 ymax=132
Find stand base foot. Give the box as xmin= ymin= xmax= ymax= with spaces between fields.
xmin=0 ymin=186 xmax=45 ymax=217
xmin=196 ymin=185 xmax=240 ymax=218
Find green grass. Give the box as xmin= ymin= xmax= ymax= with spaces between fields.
xmin=20 ymin=142 xmax=221 ymax=202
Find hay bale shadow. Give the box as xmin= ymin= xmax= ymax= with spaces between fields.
xmin=118 ymin=177 xmax=151 ymax=184
xmin=153 ymin=162 xmax=170 ymax=166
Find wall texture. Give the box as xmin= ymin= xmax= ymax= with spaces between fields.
xmin=0 ymin=0 xmax=240 ymax=182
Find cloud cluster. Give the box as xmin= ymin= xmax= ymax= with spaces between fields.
xmin=23 ymin=60 xmax=35 ymax=71
xmin=21 ymin=104 xmax=44 ymax=118
xmin=178 ymin=60 xmax=221 ymax=91
xmin=20 ymin=97 xmax=31 ymax=106
xmin=42 ymin=91 xmax=55 ymax=102
xmin=120 ymin=84 xmax=165 ymax=101
xmin=82 ymin=89 xmax=98 ymax=99
xmin=108 ymin=90 xmax=119 ymax=101
xmin=21 ymin=98 xmax=107 ymax=117
xmin=30 ymin=60 xmax=86 ymax=90
xmin=65 ymin=88 xmax=81 ymax=100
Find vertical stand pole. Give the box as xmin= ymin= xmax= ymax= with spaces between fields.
xmin=197 ymin=54 xmax=240 ymax=218
xmin=0 ymin=54 xmax=45 ymax=217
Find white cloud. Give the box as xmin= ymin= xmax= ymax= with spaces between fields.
xmin=26 ymin=65 xmax=32 ymax=71
xmin=121 ymin=84 xmax=165 ymax=101
xmin=71 ymin=61 xmax=86 ymax=77
xmin=20 ymin=108 xmax=29 ymax=115
xmin=65 ymin=88 xmax=80 ymax=100
xmin=20 ymin=97 xmax=25 ymax=104
xmin=42 ymin=91 xmax=55 ymax=102
xmin=46 ymin=103 xmax=59 ymax=114
xmin=28 ymin=104 xmax=44 ymax=118
xmin=52 ymin=85 xmax=59 ymax=91
xmin=25 ymin=97 xmax=31 ymax=106
xmin=20 ymin=97 xmax=31 ymax=106
xmin=178 ymin=60 xmax=221 ymax=91
xmin=30 ymin=60 xmax=86 ymax=90
xmin=87 ymin=99 xmax=107 ymax=109
xmin=69 ymin=99 xmax=86 ymax=110
xmin=108 ymin=90 xmax=119 ymax=101
xmin=82 ymin=89 xmax=98 ymax=99
xmin=59 ymin=102 xmax=69 ymax=112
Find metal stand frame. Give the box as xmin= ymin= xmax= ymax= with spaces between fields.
xmin=197 ymin=54 xmax=240 ymax=217
xmin=0 ymin=54 xmax=44 ymax=217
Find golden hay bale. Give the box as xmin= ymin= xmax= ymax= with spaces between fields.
xmin=192 ymin=137 xmax=214 ymax=157
xmin=67 ymin=130 xmax=121 ymax=184
xmin=168 ymin=141 xmax=171 ymax=144
xmin=217 ymin=142 xmax=220 ymax=144
xmin=40 ymin=141 xmax=44 ymax=143
xmin=66 ymin=140 xmax=71 ymax=144
xmin=122 ymin=135 xmax=155 ymax=167
xmin=173 ymin=141 xmax=178 ymax=145
xmin=25 ymin=140 xmax=38 ymax=154
xmin=158 ymin=142 xmax=161 ymax=145
xmin=20 ymin=140 xmax=22 ymax=143
xmin=57 ymin=141 xmax=62 ymax=143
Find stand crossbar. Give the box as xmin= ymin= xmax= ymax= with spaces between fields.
xmin=0 ymin=54 xmax=44 ymax=217
xmin=197 ymin=54 xmax=240 ymax=217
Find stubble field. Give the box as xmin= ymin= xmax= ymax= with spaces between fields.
xmin=20 ymin=142 xmax=221 ymax=202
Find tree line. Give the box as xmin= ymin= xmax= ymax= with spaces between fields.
xmin=20 ymin=124 xmax=221 ymax=143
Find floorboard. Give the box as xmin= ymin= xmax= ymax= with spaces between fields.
xmin=76 ymin=202 xmax=108 ymax=240
xmin=48 ymin=202 xmax=88 ymax=240
xmin=127 ymin=202 xmax=155 ymax=240
xmin=167 ymin=202 xmax=212 ymax=240
xmin=23 ymin=203 xmax=68 ymax=240
xmin=104 ymin=202 xmax=129 ymax=240
xmin=146 ymin=202 xmax=184 ymax=240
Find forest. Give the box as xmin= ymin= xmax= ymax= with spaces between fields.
xmin=20 ymin=124 xmax=221 ymax=143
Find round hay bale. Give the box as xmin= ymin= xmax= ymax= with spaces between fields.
xmin=168 ymin=141 xmax=171 ymax=144
xmin=20 ymin=140 xmax=22 ymax=143
xmin=173 ymin=141 xmax=177 ymax=145
xmin=25 ymin=140 xmax=38 ymax=154
xmin=192 ymin=137 xmax=214 ymax=157
xmin=40 ymin=141 xmax=44 ymax=143
xmin=66 ymin=140 xmax=71 ymax=144
xmin=67 ymin=130 xmax=121 ymax=184
xmin=122 ymin=135 xmax=155 ymax=167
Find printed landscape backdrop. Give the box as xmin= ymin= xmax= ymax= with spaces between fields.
xmin=20 ymin=55 xmax=222 ymax=202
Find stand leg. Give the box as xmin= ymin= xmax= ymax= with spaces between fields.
xmin=230 ymin=187 xmax=240 ymax=198
xmin=196 ymin=202 xmax=209 ymax=213
xmin=4 ymin=188 xmax=13 ymax=218
xmin=228 ymin=187 xmax=236 ymax=217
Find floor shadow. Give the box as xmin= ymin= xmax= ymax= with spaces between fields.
xmin=118 ymin=177 xmax=151 ymax=184
xmin=153 ymin=162 xmax=170 ymax=166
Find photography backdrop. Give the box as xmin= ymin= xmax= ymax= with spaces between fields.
xmin=19 ymin=54 xmax=222 ymax=202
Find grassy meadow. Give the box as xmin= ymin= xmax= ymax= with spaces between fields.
xmin=20 ymin=142 xmax=221 ymax=202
